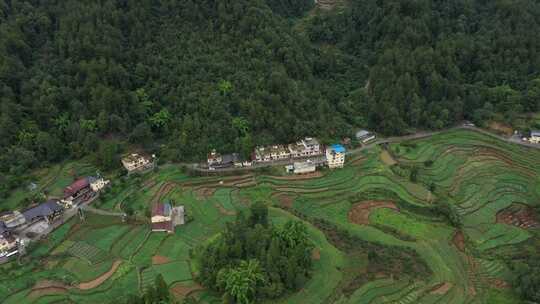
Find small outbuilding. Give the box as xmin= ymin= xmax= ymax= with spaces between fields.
xmin=293 ymin=161 xmax=317 ymax=174
xmin=530 ymin=130 xmax=540 ymax=144
xmin=356 ymin=130 xmax=376 ymax=144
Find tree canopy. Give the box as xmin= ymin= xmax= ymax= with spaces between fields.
xmin=197 ymin=203 xmax=314 ymax=303
xmin=1 ymin=0 xmax=540 ymax=197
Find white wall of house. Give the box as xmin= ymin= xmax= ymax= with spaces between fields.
xmin=326 ymin=150 xmax=345 ymax=168
xmin=151 ymin=215 xmax=171 ymax=223
xmin=122 ymin=155 xmax=151 ymax=171
xmin=90 ymin=179 xmax=110 ymax=192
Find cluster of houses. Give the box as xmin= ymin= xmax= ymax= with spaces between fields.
xmin=150 ymin=202 xmax=185 ymax=233
xmin=207 ymin=136 xmax=355 ymax=174
xmin=0 ymin=175 xmax=109 ymax=261
xmin=2 ymin=131 xmax=377 ymax=260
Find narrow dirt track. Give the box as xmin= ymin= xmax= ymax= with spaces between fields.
xmin=77 ymin=260 xmax=122 ymax=290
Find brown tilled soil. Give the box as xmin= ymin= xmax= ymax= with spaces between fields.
xmin=27 ymin=280 xmax=70 ymax=299
xmin=430 ymin=282 xmax=453 ymax=295
xmin=452 ymin=230 xmax=465 ymax=252
xmin=273 ymin=193 xmax=297 ymax=209
xmin=312 ymin=248 xmax=321 ymax=261
xmin=194 ymin=187 xmax=217 ymax=200
xmin=78 ymin=260 xmax=122 ymax=290
xmin=215 ymin=203 xmax=236 ymax=216
xmin=271 ymin=172 xmax=323 ymax=180
xmin=380 ymin=150 xmax=397 ymax=166
xmin=488 ymin=121 xmax=513 ymax=136
xmin=348 ymin=201 xmax=399 ymax=225
xmin=142 ymin=179 xmax=157 ymax=190
xmin=276 ymin=187 xmax=328 ymax=193
xmin=170 ymin=282 xmax=204 ymax=299
xmin=234 ymin=181 xmax=257 ymax=188
xmin=28 ymin=287 xmax=69 ymax=299
xmin=152 ymin=255 xmax=171 ymax=265
xmin=496 ymin=204 xmax=539 ymax=229
xmin=488 ymin=278 xmax=510 ymax=289
xmin=152 ymin=182 xmax=177 ymax=204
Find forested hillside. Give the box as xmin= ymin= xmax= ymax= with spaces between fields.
xmin=308 ymin=0 xmax=540 ymax=132
xmin=1 ymin=0 xmax=540 ymax=197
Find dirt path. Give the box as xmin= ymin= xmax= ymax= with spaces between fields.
xmin=170 ymin=282 xmax=204 ymax=299
xmin=380 ymin=150 xmax=397 ymax=165
xmin=452 ymin=230 xmax=465 ymax=252
xmin=270 ymin=172 xmax=323 ymax=180
xmin=78 ymin=260 xmax=122 ymax=290
xmin=348 ymin=201 xmax=398 ymax=225
xmin=215 ymin=203 xmax=237 ymax=216
xmin=430 ymin=282 xmax=453 ymax=295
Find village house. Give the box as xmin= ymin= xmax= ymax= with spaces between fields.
xmin=530 ymin=130 xmax=540 ymax=144
xmin=293 ymin=160 xmax=317 ymax=174
xmin=326 ymin=144 xmax=346 ymax=169
xmin=22 ymin=200 xmax=64 ymax=224
xmin=61 ymin=176 xmax=109 ymax=207
xmin=151 ymin=202 xmax=185 ymax=233
xmin=209 ymin=152 xmax=241 ymax=169
xmin=0 ymin=228 xmax=18 ymax=259
xmin=121 ymin=153 xmax=155 ymax=174
xmin=356 ymin=130 xmax=376 ymax=144
xmin=288 ymin=137 xmax=322 ymax=158
xmin=207 ymin=150 xmax=223 ymax=167
xmin=0 ymin=211 xmax=26 ymax=229
xmin=254 ymin=145 xmax=290 ymax=162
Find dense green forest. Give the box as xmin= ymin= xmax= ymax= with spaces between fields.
xmin=1 ymin=0 xmax=540 ymax=197
xmin=197 ymin=203 xmax=314 ymax=303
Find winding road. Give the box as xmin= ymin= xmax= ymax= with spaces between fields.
xmin=188 ymin=126 xmax=539 ymax=173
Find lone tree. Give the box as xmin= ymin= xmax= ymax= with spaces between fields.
xmin=217 ymin=259 xmax=266 ymax=304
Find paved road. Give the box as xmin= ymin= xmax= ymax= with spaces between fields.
xmin=188 ymin=126 xmax=539 ymax=173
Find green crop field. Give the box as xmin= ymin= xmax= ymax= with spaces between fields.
xmin=1 ymin=129 xmax=539 ymax=303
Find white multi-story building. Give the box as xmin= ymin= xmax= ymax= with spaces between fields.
xmin=254 ymin=145 xmax=290 ymax=162
xmin=326 ymin=144 xmax=346 ymax=169
xmin=121 ymin=153 xmax=154 ymax=173
xmin=289 ymin=137 xmax=322 ymax=158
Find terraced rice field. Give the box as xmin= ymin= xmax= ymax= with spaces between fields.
xmin=0 ymin=129 xmax=538 ymax=303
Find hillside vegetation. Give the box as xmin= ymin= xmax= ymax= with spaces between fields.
xmin=1 ymin=130 xmax=539 ymax=304
xmin=1 ymin=0 xmax=540 ymax=194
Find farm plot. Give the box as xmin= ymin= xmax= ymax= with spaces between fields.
xmin=132 ymin=233 xmax=167 ymax=266
xmin=4 ymin=129 xmax=539 ymax=304
xmin=67 ymin=241 xmax=110 ymax=265
xmin=152 ymin=261 xmax=192 ymax=284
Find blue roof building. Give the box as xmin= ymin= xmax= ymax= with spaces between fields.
xmin=330 ymin=144 xmax=346 ymax=153
xmin=326 ymin=144 xmax=346 ymax=169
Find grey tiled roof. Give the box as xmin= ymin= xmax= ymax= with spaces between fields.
xmin=23 ymin=200 xmax=63 ymax=221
